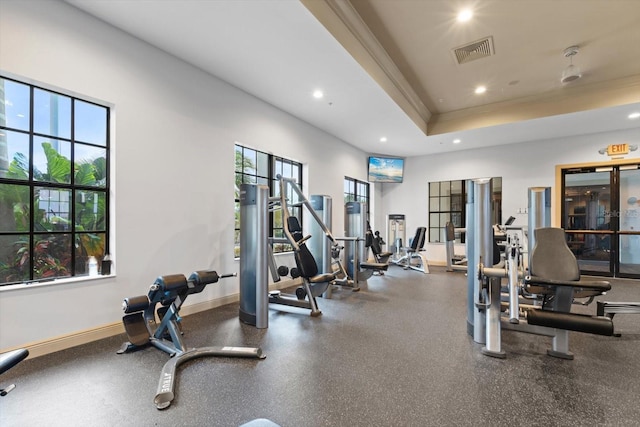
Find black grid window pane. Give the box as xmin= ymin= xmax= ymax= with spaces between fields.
xmin=428 ymin=180 xmax=464 ymax=243
xmin=34 ymin=88 xmax=71 ymax=139
xmin=234 ymin=145 xmax=302 ymax=256
xmin=429 ymin=182 xmax=440 ymax=197
xmin=344 ymin=176 xmax=369 ymax=213
xmin=0 ymin=75 xmax=111 ymax=286
xmin=428 ymin=178 xmax=500 ymax=243
xmin=244 ymin=150 xmax=257 ymax=175
xmin=257 ymin=152 xmax=269 ymax=177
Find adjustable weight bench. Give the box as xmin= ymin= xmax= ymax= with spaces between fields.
xmin=1 ymin=348 xmax=29 ymax=396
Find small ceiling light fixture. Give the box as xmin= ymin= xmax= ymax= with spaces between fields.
xmin=313 ymin=90 xmax=324 ymax=99
xmin=561 ymin=46 xmax=582 ymax=84
xmin=453 ymin=139 xmax=461 ymax=144
xmin=380 ymin=137 xmax=387 ymax=143
xmin=474 ymin=85 xmax=486 ymax=94
xmin=629 ymin=112 xmax=640 ymax=120
xmin=457 ymin=9 xmax=473 ymax=22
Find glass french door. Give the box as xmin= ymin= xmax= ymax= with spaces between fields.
xmin=562 ymin=164 xmax=640 ymax=278
xmin=618 ymin=166 xmax=640 ymax=277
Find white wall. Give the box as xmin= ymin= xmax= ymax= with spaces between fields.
xmin=1 ymin=0 xmax=638 ymax=352
xmin=0 ymin=0 xmax=368 ymax=350
xmin=378 ymin=128 xmax=640 ymax=262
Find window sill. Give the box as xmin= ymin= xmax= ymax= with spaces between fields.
xmin=0 ymin=274 xmax=114 ymax=293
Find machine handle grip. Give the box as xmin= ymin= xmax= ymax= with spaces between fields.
xmin=297 ymin=234 xmax=312 ymax=245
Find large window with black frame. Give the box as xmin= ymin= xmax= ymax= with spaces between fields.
xmin=429 ymin=180 xmax=465 ymax=243
xmin=234 ymin=144 xmax=303 ymax=257
xmin=344 ymin=176 xmax=369 ymax=207
xmin=428 ymin=177 xmax=502 ymax=243
xmin=0 ymin=75 xmax=110 ymax=286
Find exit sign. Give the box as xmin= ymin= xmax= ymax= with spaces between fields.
xmin=606 ymin=143 xmax=629 ymax=156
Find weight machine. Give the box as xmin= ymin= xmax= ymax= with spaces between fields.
xmin=118 ymin=270 xmax=264 ymax=409
xmin=239 ymin=178 xmax=346 ymax=326
xmin=470 ymin=183 xmax=613 ymax=359
xmin=344 ymin=201 xmax=389 ymax=283
xmin=276 ymin=177 xmax=387 ymax=293
xmin=387 ymin=214 xmax=406 ymax=263
xmin=444 ymin=223 xmax=467 ymax=272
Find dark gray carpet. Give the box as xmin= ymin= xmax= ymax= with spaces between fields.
xmin=1 ymin=267 xmax=639 ymax=426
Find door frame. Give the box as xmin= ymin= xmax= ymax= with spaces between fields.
xmin=556 ymin=157 xmax=640 ymax=277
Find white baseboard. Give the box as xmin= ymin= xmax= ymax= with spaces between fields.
xmin=5 ymin=278 xmax=302 ymax=359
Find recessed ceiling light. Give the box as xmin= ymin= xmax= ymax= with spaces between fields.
xmin=313 ymin=90 xmax=324 ymax=99
xmin=474 ymin=86 xmax=486 ymax=94
xmin=629 ymin=112 xmax=640 ymax=119
xmin=457 ymin=9 xmax=473 ymax=22
xmin=453 ymin=139 xmax=461 ymax=144
xmin=380 ymin=137 xmax=387 ymax=143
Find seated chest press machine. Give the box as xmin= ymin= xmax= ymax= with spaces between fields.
xmin=118 ymin=270 xmax=264 ymax=409
xmin=365 ymin=229 xmax=392 ymax=275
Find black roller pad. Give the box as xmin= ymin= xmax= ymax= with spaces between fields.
xmin=527 ymin=309 xmax=614 ymax=336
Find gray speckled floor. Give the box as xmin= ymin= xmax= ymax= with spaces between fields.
xmin=1 ymin=267 xmax=639 ymax=427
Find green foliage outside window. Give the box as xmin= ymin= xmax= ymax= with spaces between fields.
xmin=0 ymin=76 xmax=109 ymax=285
xmin=234 ymin=145 xmax=301 ymax=258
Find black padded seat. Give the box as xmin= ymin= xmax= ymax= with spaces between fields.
xmin=360 ymin=261 xmax=389 ymax=271
xmin=525 ymin=227 xmax=611 ymax=297
xmin=309 ymin=273 xmax=337 ymax=283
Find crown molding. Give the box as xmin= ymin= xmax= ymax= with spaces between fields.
xmin=301 ymin=0 xmax=431 ymax=133
xmin=429 ymin=75 xmax=640 ymax=135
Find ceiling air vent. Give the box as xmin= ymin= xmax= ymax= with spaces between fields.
xmin=452 ymin=36 xmax=494 ymax=65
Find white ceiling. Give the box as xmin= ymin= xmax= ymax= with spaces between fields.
xmin=64 ymin=0 xmax=640 ymax=158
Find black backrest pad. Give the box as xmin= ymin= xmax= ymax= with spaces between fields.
xmin=295 ymin=243 xmax=319 ymax=278
xmin=365 ymin=230 xmax=373 ymax=247
xmin=411 ymin=227 xmax=426 ymax=250
xmin=529 ymin=227 xmax=580 ymax=281
xmin=371 ymin=235 xmax=382 ymax=255
xmin=287 ymin=216 xmax=304 ymax=243
xmin=445 ymin=222 xmax=455 ymax=242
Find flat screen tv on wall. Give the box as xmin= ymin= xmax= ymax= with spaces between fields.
xmin=368 ymin=156 xmax=404 ymax=183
